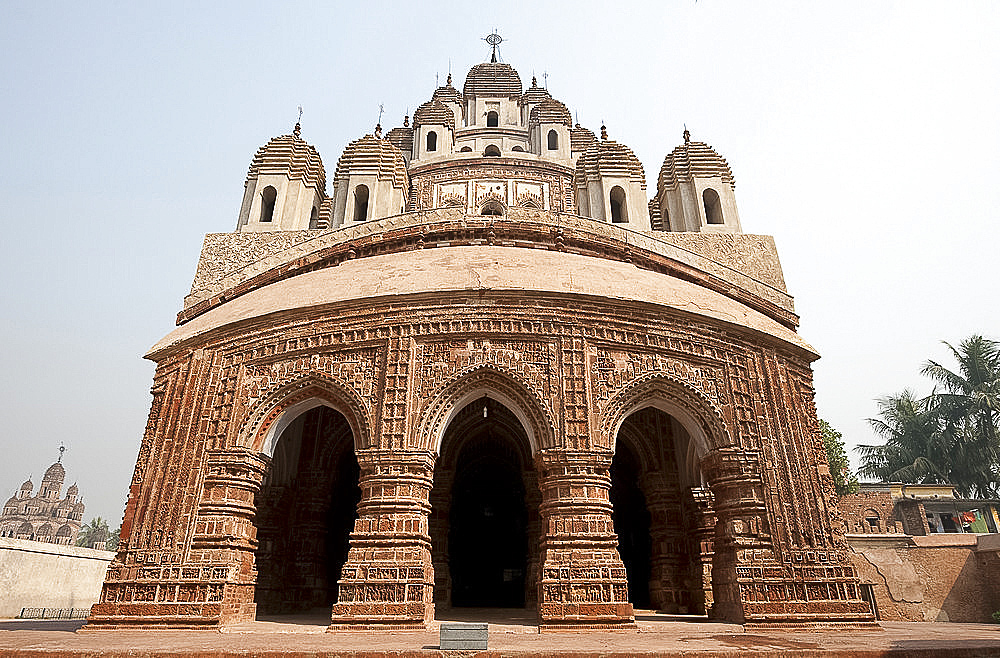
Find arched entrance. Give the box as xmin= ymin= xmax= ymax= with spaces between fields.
xmin=611 ymin=407 xmax=715 ymax=614
xmin=253 ymin=405 xmax=360 ymax=615
xmin=431 ymin=397 xmax=538 ymax=610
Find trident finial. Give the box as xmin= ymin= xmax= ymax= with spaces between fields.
xmin=294 ymin=106 xmax=302 ymax=138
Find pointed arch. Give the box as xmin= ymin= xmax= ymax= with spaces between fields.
xmin=601 ymin=373 xmax=731 ymax=460
xmin=417 ymin=365 xmax=555 ymax=455
xmin=237 ymin=372 xmax=372 ymax=456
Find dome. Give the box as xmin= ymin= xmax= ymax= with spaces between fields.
xmin=66 ymin=483 xmax=79 ymax=497
xmin=5 ymin=494 xmax=18 ymax=509
xmin=576 ymin=138 xmax=646 ymax=188
xmin=529 ymin=98 xmax=572 ymax=126
xmin=20 ymin=479 xmax=32 ymax=492
xmin=658 ymin=134 xmax=735 ymax=191
xmin=520 ymin=76 xmax=551 ymax=105
xmin=73 ymin=501 xmax=85 ymax=513
xmin=385 ymin=126 xmax=414 ymax=155
xmin=432 ymin=75 xmax=463 ymax=105
xmin=333 ymin=135 xmax=409 ymax=191
xmin=42 ymin=462 xmax=65 ymax=484
xmin=463 ymin=62 xmax=522 ymax=97
xmin=246 ymin=125 xmax=327 ymax=192
xmin=413 ymin=100 xmax=456 ymax=130
xmin=570 ymin=125 xmax=597 ymax=152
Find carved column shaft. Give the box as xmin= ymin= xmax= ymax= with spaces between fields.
xmin=536 ymin=450 xmax=634 ymax=630
xmin=329 ymin=449 xmax=435 ymax=630
xmin=639 ymin=470 xmax=689 ymax=613
xmin=684 ymin=486 xmax=717 ymax=615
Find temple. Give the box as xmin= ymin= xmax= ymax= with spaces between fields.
xmin=88 ymin=41 xmax=875 ymax=631
xmin=1 ymin=450 xmax=85 ymax=546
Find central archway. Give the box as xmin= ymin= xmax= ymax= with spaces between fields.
xmin=253 ymin=405 xmax=360 ymax=615
xmin=431 ymin=396 xmax=538 ymax=610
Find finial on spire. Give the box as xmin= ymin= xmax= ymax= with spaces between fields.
xmin=484 ymin=31 xmax=502 ymax=63
xmin=532 ymin=75 xmax=537 ymax=87
xmin=375 ymin=103 xmax=385 ymax=136
xmin=294 ymin=106 xmax=302 ymax=138
xmin=600 ymin=124 xmax=608 ymax=140
xmin=58 ymin=443 xmax=65 ymax=463
xmin=404 ymin=113 xmax=410 ymax=128
xmin=683 ymin=124 xmax=690 ymax=144
xmin=446 ymin=73 xmax=452 ymax=86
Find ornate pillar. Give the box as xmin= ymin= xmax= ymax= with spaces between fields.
xmin=428 ymin=467 xmax=453 ymax=607
xmin=329 ymin=449 xmax=435 ymax=630
xmin=536 ymin=450 xmax=634 ymax=630
xmin=701 ymin=447 xmax=874 ymax=627
xmin=640 ymin=470 xmax=688 ymax=613
xmin=523 ymin=469 xmax=542 ymax=610
xmin=90 ymin=448 xmax=269 ymax=628
xmin=700 ymin=447 xmax=772 ymax=623
xmin=684 ymin=486 xmax=716 ymax=615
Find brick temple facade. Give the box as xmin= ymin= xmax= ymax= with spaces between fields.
xmin=88 ymin=43 xmax=875 ymax=631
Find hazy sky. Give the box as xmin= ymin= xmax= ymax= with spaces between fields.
xmin=1 ymin=2 xmax=997 ymax=525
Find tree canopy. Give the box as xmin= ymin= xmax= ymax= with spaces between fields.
xmin=820 ymin=419 xmax=859 ymax=496
xmin=857 ymin=335 xmax=1000 ymax=498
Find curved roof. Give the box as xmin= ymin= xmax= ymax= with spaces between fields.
xmin=520 ymin=77 xmax=551 ymax=105
xmin=658 ymin=137 xmax=735 ymax=191
xmin=463 ymin=62 xmax=522 ymax=97
xmin=333 ymin=135 xmax=409 ymax=191
xmin=246 ymin=126 xmax=327 ymax=192
xmin=529 ymin=98 xmax=572 ymax=126
xmin=385 ymin=126 xmax=414 ymax=155
xmin=576 ymin=139 xmax=646 ymax=188
xmin=570 ymin=125 xmax=597 ymax=152
xmin=20 ymin=479 xmax=32 ymax=491
xmin=150 ymin=246 xmax=813 ymax=357
xmin=42 ymin=462 xmax=65 ymax=483
xmin=66 ymin=483 xmax=79 ymax=496
xmin=413 ymin=99 xmax=456 ymax=130
xmin=432 ymin=76 xmax=463 ymax=105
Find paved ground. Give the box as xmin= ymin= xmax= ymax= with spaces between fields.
xmin=2 ymin=610 xmax=1000 ymax=656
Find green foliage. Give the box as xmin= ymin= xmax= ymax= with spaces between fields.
xmin=76 ymin=516 xmax=111 ymax=549
xmin=857 ymin=335 xmax=1000 ymax=498
xmin=820 ymin=419 xmax=859 ymax=496
xmin=993 ymin=609 xmax=1000 ymax=624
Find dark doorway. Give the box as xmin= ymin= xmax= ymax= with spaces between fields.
xmin=610 ymin=441 xmax=652 ymax=609
xmin=432 ymin=397 xmax=535 ymax=610
xmin=254 ymin=405 xmax=360 ymax=614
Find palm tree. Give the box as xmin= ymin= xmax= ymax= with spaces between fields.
xmin=858 ymin=336 xmax=1000 ymax=498
xmin=921 ymin=335 xmax=1000 ymax=497
xmin=76 ymin=517 xmax=110 ymax=549
xmin=857 ymin=390 xmax=951 ymax=485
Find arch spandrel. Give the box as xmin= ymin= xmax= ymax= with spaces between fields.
xmin=600 ymin=372 xmax=732 ymax=457
xmin=236 ymin=372 xmax=372 ymax=456
xmin=416 ymin=364 xmax=555 ymax=455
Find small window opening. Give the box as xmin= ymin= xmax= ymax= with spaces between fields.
xmin=426 ymin=130 xmax=438 ymax=152
xmin=703 ymin=188 xmax=724 ymax=224
xmin=480 ymin=201 xmax=504 ymax=216
xmin=486 ymin=111 xmax=499 ymax=127
xmin=547 ymin=129 xmax=558 ymax=150
xmin=511 ymin=145 xmax=524 ymax=152
xmin=609 ymin=186 xmax=627 ymax=223
xmin=309 ymin=206 xmax=318 ymax=229
xmin=354 ymin=184 xmax=369 ymax=222
xmin=864 ymin=510 xmax=880 ymax=532
xmin=484 ymin=145 xmax=501 ymax=157
xmin=460 ymin=146 xmax=472 ymax=152
xmin=260 ymin=186 xmax=277 ymax=223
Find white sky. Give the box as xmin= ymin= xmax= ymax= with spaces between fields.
xmin=1 ymin=2 xmax=997 ymax=525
